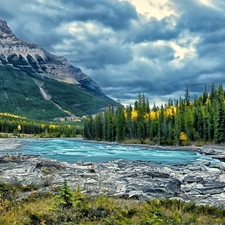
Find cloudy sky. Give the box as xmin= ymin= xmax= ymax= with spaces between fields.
xmin=1 ymin=0 xmax=225 ymax=106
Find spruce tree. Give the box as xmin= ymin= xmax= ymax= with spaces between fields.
xmin=126 ymin=105 xmax=133 ymax=139
xmin=94 ymin=113 xmax=103 ymax=140
xmin=115 ymin=105 xmax=126 ymax=142
xmin=55 ymin=180 xmax=74 ymax=209
xmin=214 ymin=83 xmax=225 ymax=143
xmin=184 ymin=83 xmax=190 ymax=106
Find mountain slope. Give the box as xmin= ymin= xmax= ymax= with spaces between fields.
xmin=0 ymin=65 xmax=116 ymax=120
xmin=0 ymin=19 xmax=118 ymax=120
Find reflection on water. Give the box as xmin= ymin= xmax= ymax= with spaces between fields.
xmin=0 ymin=138 xmax=216 ymax=164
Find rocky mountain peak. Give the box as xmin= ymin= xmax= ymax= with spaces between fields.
xmin=0 ymin=19 xmax=29 ymax=46
xmin=0 ymin=19 xmax=15 ymax=40
xmin=0 ymin=18 xmax=104 ymax=95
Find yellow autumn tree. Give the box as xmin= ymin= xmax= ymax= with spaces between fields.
xmin=149 ymin=111 xmax=159 ymax=120
xmin=131 ymin=110 xmax=138 ymax=119
xmin=17 ymin=125 xmax=21 ymax=131
xmin=180 ymin=132 xmax=188 ymax=145
xmin=165 ymin=106 xmax=177 ymax=117
xmin=49 ymin=124 xmax=57 ymax=129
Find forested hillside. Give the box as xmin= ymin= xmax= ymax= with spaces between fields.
xmin=0 ymin=66 xmax=118 ymax=120
xmin=84 ymin=83 xmax=225 ymax=145
xmin=0 ymin=113 xmax=83 ymax=138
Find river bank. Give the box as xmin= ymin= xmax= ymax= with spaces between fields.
xmin=0 ymin=149 xmax=225 ymax=208
xmin=1 ymin=138 xmax=225 ymax=208
xmin=82 ymin=139 xmax=225 ymax=161
xmin=0 ymin=136 xmax=221 ymax=153
xmin=82 ymin=139 xmax=203 ymax=151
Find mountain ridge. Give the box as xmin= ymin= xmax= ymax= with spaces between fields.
xmin=0 ymin=18 xmax=104 ymax=95
xmin=0 ymin=18 xmax=118 ymax=120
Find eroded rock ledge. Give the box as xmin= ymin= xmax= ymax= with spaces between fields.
xmin=200 ymin=145 xmax=225 ymax=162
xmin=1 ymin=148 xmax=225 ymax=208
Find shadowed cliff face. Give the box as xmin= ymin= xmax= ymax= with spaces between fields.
xmin=0 ymin=18 xmax=104 ymax=95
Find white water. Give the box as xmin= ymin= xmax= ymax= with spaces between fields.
xmin=0 ymin=138 xmax=218 ymax=165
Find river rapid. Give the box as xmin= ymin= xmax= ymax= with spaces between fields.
xmin=0 ymin=138 xmax=218 ymax=165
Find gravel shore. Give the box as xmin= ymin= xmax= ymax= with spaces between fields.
xmin=1 ymin=140 xmax=225 ymax=208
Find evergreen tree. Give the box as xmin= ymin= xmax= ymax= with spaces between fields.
xmin=174 ymin=108 xmax=181 ymax=145
xmin=210 ymin=82 xmax=217 ymax=105
xmin=126 ymin=105 xmax=133 ymax=139
xmin=84 ymin=82 xmax=225 ymax=145
xmin=202 ymin=84 xmax=208 ymax=104
xmin=94 ymin=113 xmax=103 ymax=140
xmin=55 ymin=180 xmax=73 ymax=209
xmin=184 ymin=83 xmax=190 ymax=106
xmin=183 ymin=105 xmax=194 ymax=142
xmin=158 ymin=105 xmax=165 ymax=144
xmin=115 ymin=105 xmax=126 ymax=142
xmin=105 ymin=106 xmax=116 ymax=142
xmin=214 ymin=83 xmax=225 ymax=143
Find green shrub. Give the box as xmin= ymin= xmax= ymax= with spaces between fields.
xmin=55 ymin=180 xmax=74 ymax=209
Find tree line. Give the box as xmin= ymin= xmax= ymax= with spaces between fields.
xmin=0 ymin=113 xmax=83 ymax=138
xmin=84 ymin=82 xmax=225 ymax=145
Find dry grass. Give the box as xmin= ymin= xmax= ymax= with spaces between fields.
xmin=1 ymin=184 xmax=225 ymax=225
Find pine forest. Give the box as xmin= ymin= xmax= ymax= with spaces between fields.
xmin=84 ymin=82 xmax=225 ymax=145
xmin=0 ymin=113 xmax=83 ymax=138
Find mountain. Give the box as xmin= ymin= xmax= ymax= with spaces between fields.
xmin=0 ymin=19 xmax=118 ymax=120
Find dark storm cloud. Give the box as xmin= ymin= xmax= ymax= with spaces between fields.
xmin=83 ymin=44 xmax=133 ymax=69
xmin=59 ymin=0 xmax=138 ymax=30
xmin=1 ymin=0 xmax=66 ymax=49
xmin=2 ymin=0 xmax=138 ymax=50
xmin=52 ymin=24 xmax=133 ymax=69
xmin=69 ymin=41 xmax=133 ymax=69
xmin=1 ymin=0 xmax=225 ymax=106
xmin=161 ymin=0 xmax=225 ymax=97
xmin=175 ymin=0 xmax=225 ymax=33
xmin=203 ymin=30 xmax=225 ymax=44
xmin=173 ymin=0 xmax=225 ymax=94
xmin=136 ymin=44 xmax=175 ymax=61
xmin=131 ymin=16 xmax=179 ymax=43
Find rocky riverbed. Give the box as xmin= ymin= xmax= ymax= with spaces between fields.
xmin=1 ymin=144 xmax=225 ymax=208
